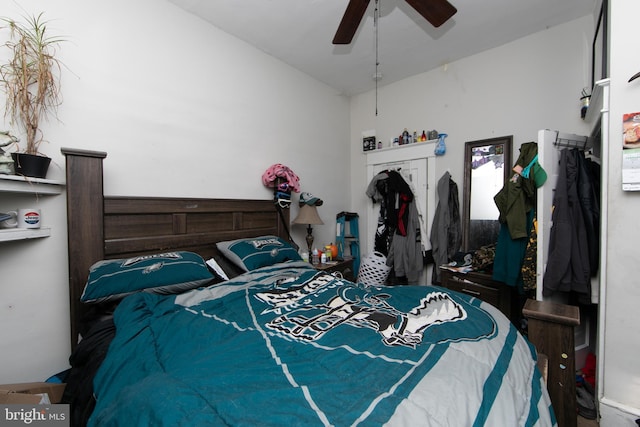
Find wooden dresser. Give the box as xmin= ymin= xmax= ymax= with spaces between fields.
xmin=439 ymin=268 xmax=519 ymax=326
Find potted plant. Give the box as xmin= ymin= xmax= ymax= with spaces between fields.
xmin=0 ymin=12 xmax=65 ymax=178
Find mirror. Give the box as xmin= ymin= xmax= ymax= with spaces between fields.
xmin=462 ymin=136 xmax=513 ymax=251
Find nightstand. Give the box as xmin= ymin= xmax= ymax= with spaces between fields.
xmin=314 ymin=257 xmax=354 ymax=281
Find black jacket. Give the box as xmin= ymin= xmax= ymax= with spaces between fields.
xmin=577 ymin=153 xmax=600 ymax=276
xmin=366 ymin=170 xmax=414 ymax=255
xmin=543 ymin=148 xmax=591 ymax=297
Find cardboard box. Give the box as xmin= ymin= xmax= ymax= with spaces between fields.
xmin=0 ymin=382 xmax=66 ymax=404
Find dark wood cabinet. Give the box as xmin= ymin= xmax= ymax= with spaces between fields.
xmin=439 ymin=268 xmax=519 ymax=326
xmin=523 ymin=299 xmax=580 ymax=427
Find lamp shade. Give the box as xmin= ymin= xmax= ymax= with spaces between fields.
xmin=292 ymin=204 xmax=324 ymax=225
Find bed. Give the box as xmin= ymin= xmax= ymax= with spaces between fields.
xmin=60 ymin=149 xmax=556 ymax=426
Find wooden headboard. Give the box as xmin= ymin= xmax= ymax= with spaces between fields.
xmin=62 ymin=148 xmax=290 ymax=350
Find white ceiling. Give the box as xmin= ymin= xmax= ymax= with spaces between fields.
xmin=169 ymin=0 xmax=597 ymax=96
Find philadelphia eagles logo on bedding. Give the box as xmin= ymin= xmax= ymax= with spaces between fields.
xmin=255 ymin=275 xmax=469 ymax=349
xmin=121 ymin=252 xmax=182 ymax=267
xmin=251 ymin=237 xmax=284 ymax=249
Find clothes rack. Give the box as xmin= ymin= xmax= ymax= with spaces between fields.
xmin=551 ymin=131 xmax=591 ymax=151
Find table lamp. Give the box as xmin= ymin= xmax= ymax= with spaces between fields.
xmin=292 ymin=204 xmax=324 ymax=257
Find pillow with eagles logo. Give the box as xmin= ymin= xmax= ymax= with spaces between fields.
xmin=216 ymin=235 xmax=302 ymax=272
xmin=81 ymin=251 xmax=217 ymax=304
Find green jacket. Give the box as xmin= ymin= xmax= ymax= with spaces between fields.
xmin=493 ymin=142 xmax=538 ymax=239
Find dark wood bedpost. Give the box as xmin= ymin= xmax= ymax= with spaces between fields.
xmin=61 ymin=148 xmax=107 ymax=350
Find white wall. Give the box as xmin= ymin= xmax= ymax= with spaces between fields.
xmin=599 ymin=0 xmax=640 ymax=424
xmin=349 ymin=16 xmax=593 ymax=255
xmin=0 ymin=0 xmax=350 ymax=382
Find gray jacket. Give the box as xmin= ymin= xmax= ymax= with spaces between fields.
xmin=386 ymin=200 xmax=423 ymax=283
xmin=430 ymin=172 xmax=462 ymax=283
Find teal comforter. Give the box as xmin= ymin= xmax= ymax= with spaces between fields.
xmin=89 ymin=261 xmax=555 ymax=426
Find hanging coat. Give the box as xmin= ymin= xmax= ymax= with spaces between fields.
xmin=386 ymin=199 xmax=423 ymax=283
xmin=493 ymin=142 xmax=541 ymax=239
xmin=430 ymin=171 xmax=461 ymax=284
xmin=366 ymin=171 xmax=391 ymax=254
xmin=447 ymin=178 xmax=462 ymax=257
xmin=576 ymin=151 xmax=600 ymax=276
xmin=543 ymin=148 xmax=591 ymax=298
xmin=365 ymin=170 xmax=414 ymax=255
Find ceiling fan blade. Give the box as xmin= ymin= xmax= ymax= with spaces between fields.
xmin=405 ymin=0 xmax=457 ymax=28
xmin=333 ymin=0 xmax=371 ymax=45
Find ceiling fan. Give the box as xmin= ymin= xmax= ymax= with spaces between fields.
xmin=333 ymin=0 xmax=457 ymax=44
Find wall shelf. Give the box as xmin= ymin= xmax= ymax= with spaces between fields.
xmin=364 ymin=138 xmax=438 ymax=155
xmin=365 ymin=140 xmax=437 ymax=166
xmin=0 ymin=175 xmax=63 ymax=242
xmin=0 ymin=174 xmax=64 ymax=195
xmin=0 ymin=227 xmax=51 ymax=242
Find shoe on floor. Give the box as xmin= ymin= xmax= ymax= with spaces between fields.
xmin=576 ymin=384 xmax=597 ymax=420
